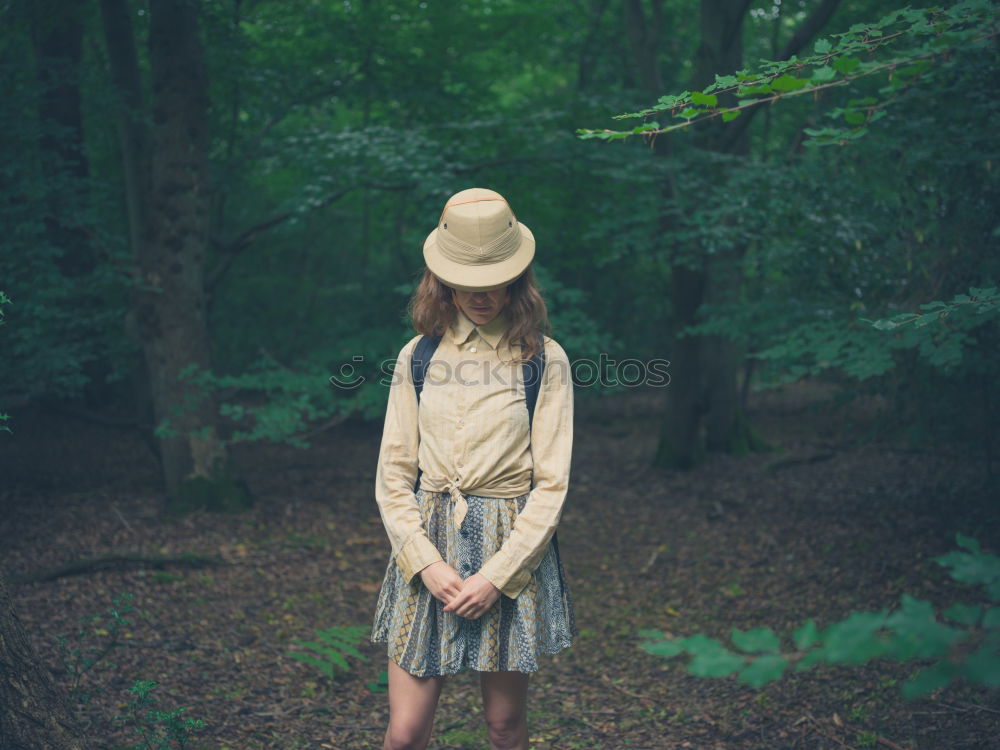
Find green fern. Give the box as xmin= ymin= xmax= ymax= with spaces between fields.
xmin=287 ymin=624 xmax=370 ymax=679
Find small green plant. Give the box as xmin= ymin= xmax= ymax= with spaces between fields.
xmin=367 ymin=669 xmax=389 ymax=693
xmin=857 ymin=730 xmax=879 ymax=748
xmin=847 ymin=703 xmax=871 ymax=723
xmin=287 ymin=624 xmax=370 ymax=679
xmin=639 ymin=533 xmax=1000 ymax=699
xmin=55 ymin=592 xmax=134 ymax=703
xmin=113 ymin=679 xmax=206 ymax=750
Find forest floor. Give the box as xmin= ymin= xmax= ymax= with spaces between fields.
xmin=2 ymin=379 xmax=998 ymax=750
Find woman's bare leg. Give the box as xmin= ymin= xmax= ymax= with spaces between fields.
xmin=383 ymin=658 xmax=446 ymax=750
xmin=480 ymin=670 xmax=530 ymax=750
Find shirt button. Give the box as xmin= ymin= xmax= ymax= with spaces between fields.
xmin=457 ymin=459 xmax=464 ymax=467
xmin=470 ymin=346 xmax=477 ymax=353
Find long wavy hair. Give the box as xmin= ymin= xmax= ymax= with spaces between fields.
xmin=409 ymin=265 xmax=550 ymax=362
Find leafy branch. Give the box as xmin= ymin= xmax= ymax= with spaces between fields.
xmin=577 ymin=1 xmax=1000 ymax=145
xmin=639 ymin=534 xmax=1000 ymax=699
xmin=864 ymin=286 xmax=1000 ymax=331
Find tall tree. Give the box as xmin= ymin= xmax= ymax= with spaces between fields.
xmin=625 ymin=0 xmax=841 ymax=468
xmin=101 ymin=0 xmax=235 ymax=504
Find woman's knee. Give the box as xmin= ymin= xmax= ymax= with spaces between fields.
xmin=385 ymin=721 xmax=431 ymax=750
xmin=484 ymin=711 xmax=527 ymax=748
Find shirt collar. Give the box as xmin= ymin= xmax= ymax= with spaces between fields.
xmin=449 ymin=307 xmax=511 ymax=350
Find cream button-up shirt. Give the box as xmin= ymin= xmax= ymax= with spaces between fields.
xmin=374 ymin=306 xmax=574 ymax=599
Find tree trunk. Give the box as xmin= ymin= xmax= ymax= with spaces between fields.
xmin=650 ymin=0 xmax=840 ymax=467
xmin=141 ymin=0 xmax=234 ymax=504
xmin=0 ymin=570 xmax=89 ymax=750
xmin=655 ymin=265 xmax=707 ymax=469
xmin=692 ymin=0 xmax=750 ymax=455
xmin=102 ymin=0 xmax=244 ymax=509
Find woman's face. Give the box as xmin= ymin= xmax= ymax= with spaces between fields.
xmin=451 ymin=285 xmax=510 ymax=326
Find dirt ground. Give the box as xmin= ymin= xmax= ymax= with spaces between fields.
xmin=2 ymin=379 xmax=998 ymax=749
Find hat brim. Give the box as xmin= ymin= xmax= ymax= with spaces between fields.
xmin=423 ymin=223 xmax=535 ymax=292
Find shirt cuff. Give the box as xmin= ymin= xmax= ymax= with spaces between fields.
xmin=478 ymin=547 xmax=533 ymax=600
xmin=395 ymin=533 xmax=443 ymax=584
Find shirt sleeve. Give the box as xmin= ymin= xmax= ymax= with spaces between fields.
xmin=477 ymin=337 xmax=574 ymax=599
xmin=374 ymin=335 xmax=444 ymax=584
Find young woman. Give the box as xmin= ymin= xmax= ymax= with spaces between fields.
xmin=371 ymin=187 xmax=578 ymax=750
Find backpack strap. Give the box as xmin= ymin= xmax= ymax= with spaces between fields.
xmin=411 ymin=333 xmax=443 ymax=404
xmin=521 ymin=332 xmax=546 ymax=430
xmin=410 ymin=334 xmax=442 ymax=494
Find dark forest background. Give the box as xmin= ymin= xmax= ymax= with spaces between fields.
xmin=2 ymin=0 xmax=996 ymax=494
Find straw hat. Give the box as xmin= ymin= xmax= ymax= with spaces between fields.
xmin=422 ymin=187 xmax=535 ymax=292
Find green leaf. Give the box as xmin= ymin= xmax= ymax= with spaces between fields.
xmin=957 ymin=533 xmax=981 ymax=553
xmin=810 ymin=65 xmax=837 ymax=82
xmin=943 ymin=603 xmax=981 ymax=625
xmin=794 ymin=620 xmax=820 ymax=650
xmin=642 ymin=639 xmax=684 ymax=659
xmin=731 ymin=627 xmax=781 ymax=654
xmin=901 ymin=661 xmax=957 ymax=699
xmin=737 ymin=83 xmax=773 ymax=96
xmin=739 ymin=655 xmax=789 ymax=687
xmin=843 ymin=110 xmax=867 ymax=125
xmin=935 ymin=546 xmax=1000 ymax=594
xmin=820 ymin=611 xmax=889 ymax=664
xmin=771 ymin=74 xmax=808 ymax=92
xmin=287 ymin=652 xmax=334 ymax=679
xmin=983 ymin=607 xmax=1000 ymax=629
xmin=680 ymin=634 xmax=746 ymax=677
xmin=658 ymin=91 xmax=690 ymax=107
xmin=833 ymin=56 xmax=861 ymax=74
xmin=721 ymin=110 xmax=741 ymax=122
xmin=796 ymin=648 xmax=825 ymax=671
xmin=960 ymin=646 xmax=1000 ymax=687
xmin=884 ymin=595 xmax=966 ymax=660
xmin=710 ymin=74 xmax=738 ymax=91
xmin=691 ymin=91 xmax=718 ymax=107
xmin=814 ymin=38 xmax=832 ymax=54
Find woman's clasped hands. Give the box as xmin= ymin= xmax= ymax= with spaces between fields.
xmin=420 ymin=561 xmax=500 ymax=619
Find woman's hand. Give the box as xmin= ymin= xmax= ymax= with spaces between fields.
xmin=419 ymin=561 xmax=464 ymax=606
xmin=443 ymin=573 xmax=501 ymax=620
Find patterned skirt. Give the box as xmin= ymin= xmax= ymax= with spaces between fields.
xmin=371 ymin=488 xmax=578 ymax=677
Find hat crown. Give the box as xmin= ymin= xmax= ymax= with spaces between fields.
xmin=422 ymin=186 xmax=535 ymax=292
xmin=436 ymin=188 xmax=522 ymax=266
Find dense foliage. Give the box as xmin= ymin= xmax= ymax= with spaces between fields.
xmin=0 ymin=0 xmax=995 ymax=459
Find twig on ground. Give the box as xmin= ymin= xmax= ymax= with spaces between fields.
xmin=934 ymin=700 xmax=1000 ymax=716
xmin=112 ymin=504 xmax=136 ymax=535
xmin=600 ymin=673 xmax=660 ymax=704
